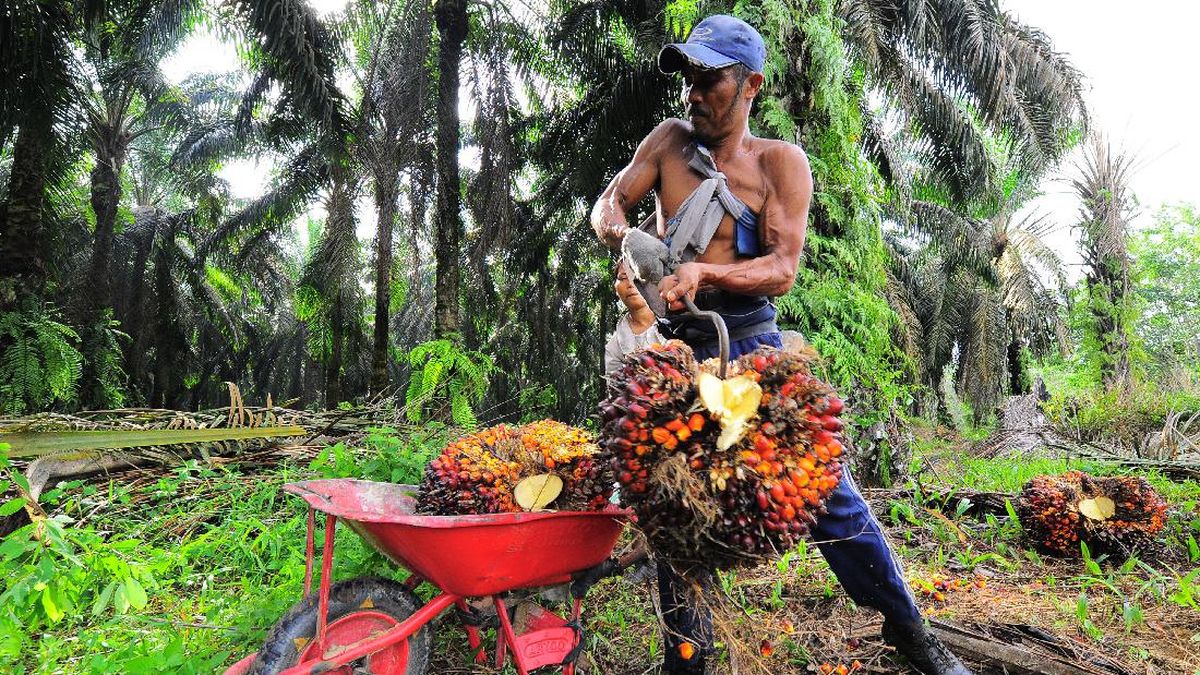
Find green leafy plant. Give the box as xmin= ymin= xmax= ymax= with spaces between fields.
xmin=404 ymin=339 xmax=494 ymax=427
xmin=0 ymin=455 xmax=161 ymax=659
xmin=0 ymin=307 xmax=83 ymax=414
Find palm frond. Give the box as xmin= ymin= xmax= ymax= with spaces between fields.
xmin=230 ymin=0 xmax=352 ymax=140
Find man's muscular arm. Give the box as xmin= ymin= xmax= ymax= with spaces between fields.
xmin=590 ymin=120 xmax=681 ymax=249
xmin=660 ymin=144 xmax=813 ymax=309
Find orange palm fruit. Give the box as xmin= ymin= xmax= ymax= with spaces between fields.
xmin=678 ymin=642 xmax=695 ymax=660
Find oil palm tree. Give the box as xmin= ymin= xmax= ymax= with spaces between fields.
xmin=1073 ymin=135 xmax=1137 ymax=391
xmin=0 ymin=0 xmax=80 ymax=309
xmin=887 ymin=201 xmax=1068 ymax=421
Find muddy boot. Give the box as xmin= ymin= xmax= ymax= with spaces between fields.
xmin=882 ymin=619 xmax=973 ymax=675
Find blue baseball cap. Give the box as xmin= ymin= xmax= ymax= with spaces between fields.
xmin=658 ymin=15 xmax=766 ymax=74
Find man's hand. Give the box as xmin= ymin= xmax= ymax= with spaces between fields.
xmin=599 ymin=221 xmax=630 ymax=250
xmin=659 ymin=262 xmax=704 ymax=312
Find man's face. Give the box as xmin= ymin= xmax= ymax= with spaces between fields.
xmin=680 ymin=64 xmax=749 ymax=143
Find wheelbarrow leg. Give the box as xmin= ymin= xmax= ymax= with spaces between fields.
xmin=454 ymin=599 xmax=488 ymax=665
xmin=302 ymin=507 xmax=316 ymax=597
xmin=563 ymin=597 xmax=584 ymax=675
xmin=316 ymin=513 xmax=336 ymax=641
xmin=493 ymin=596 xmax=533 ymax=675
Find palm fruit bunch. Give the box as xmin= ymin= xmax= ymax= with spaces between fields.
xmin=599 ymin=340 xmax=847 ymax=570
xmin=1016 ymin=471 xmax=1168 ymax=558
xmin=517 ymin=419 xmax=613 ymax=511
xmin=417 ymin=420 xmax=613 ymax=515
xmin=418 ymin=424 xmax=523 ymax=515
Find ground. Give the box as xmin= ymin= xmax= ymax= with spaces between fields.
xmin=2 ymin=423 xmax=1198 ymax=674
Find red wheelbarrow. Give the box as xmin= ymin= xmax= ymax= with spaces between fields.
xmin=224 ymin=479 xmax=630 ymax=675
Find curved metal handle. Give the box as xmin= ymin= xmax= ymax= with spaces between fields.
xmin=682 ymin=297 xmax=728 ymax=378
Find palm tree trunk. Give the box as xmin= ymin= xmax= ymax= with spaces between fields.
xmin=124 ymin=237 xmax=153 ymax=400
xmin=1007 ymin=336 xmax=1024 ymax=395
xmin=87 ymin=129 xmax=128 ymax=315
xmin=0 ymin=118 xmax=52 ymax=309
xmin=370 ymin=176 xmax=398 ymax=392
xmin=434 ymin=0 xmax=467 ymax=339
xmin=80 ymin=124 xmax=129 ymax=407
xmin=326 ymin=300 xmax=345 ymax=406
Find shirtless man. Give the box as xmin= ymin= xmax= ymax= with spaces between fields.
xmin=590 ymin=15 xmax=971 ymax=675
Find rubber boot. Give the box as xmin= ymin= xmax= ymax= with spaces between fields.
xmin=882 ymin=619 xmax=974 ymax=675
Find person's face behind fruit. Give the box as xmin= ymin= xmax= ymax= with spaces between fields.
xmin=615 ymin=262 xmax=650 ymax=314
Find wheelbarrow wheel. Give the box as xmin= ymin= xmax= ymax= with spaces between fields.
xmin=251 ymin=576 xmax=431 ymax=674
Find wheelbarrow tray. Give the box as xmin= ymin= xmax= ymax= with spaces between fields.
xmin=284 ymin=479 xmax=628 ymax=597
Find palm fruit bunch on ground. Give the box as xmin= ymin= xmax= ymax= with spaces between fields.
xmin=599 ymin=340 xmax=847 ymax=570
xmin=417 ymin=420 xmax=613 ymax=515
xmin=1016 ymin=471 xmax=1168 ymax=557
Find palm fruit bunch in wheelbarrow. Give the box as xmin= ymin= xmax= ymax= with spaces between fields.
xmin=1016 ymin=471 xmax=1167 ymax=558
xmin=417 ymin=419 xmax=613 ymax=515
xmin=599 ymin=340 xmax=847 ymax=570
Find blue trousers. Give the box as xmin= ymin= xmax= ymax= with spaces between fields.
xmin=659 ymin=331 xmax=922 ymax=674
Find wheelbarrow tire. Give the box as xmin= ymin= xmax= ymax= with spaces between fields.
xmin=250 ymin=576 xmax=431 ymax=674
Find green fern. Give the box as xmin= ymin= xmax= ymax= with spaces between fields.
xmin=0 ymin=307 xmax=84 ymax=414
xmin=404 ymin=339 xmax=494 ymax=428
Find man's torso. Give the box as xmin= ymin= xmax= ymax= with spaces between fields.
xmin=651 ymin=120 xmax=796 ymax=267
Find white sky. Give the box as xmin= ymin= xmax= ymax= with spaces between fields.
xmin=161 ymin=1 xmax=1199 ymax=261
xmin=1003 ymin=0 xmax=1200 ymax=271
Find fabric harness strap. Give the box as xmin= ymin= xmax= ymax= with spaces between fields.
xmin=663 ymin=142 xmax=753 ymax=266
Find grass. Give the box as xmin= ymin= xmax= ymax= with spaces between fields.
xmin=2 ymin=423 xmax=1199 ymax=674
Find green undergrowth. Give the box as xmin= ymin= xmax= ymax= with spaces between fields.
xmin=889 ymin=424 xmax=1200 ymax=664
xmin=3 ymin=421 xmax=1199 ymax=673
xmin=0 ymin=428 xmax=447 ymax=673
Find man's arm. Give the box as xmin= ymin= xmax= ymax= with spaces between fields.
xmin=660 ymin=144 xmax=812 ymax=309
xmin=590 ymin=120 xmax=682 ymax=249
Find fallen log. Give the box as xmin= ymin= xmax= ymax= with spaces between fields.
xmin=929 ymin=620 xmax=1136 ymax=675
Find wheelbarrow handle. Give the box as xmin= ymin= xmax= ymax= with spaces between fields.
xmin=682 ymin=296 xmax=729 ymax=378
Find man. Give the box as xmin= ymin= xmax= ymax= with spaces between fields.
xmin=590 ymin=15 xmax=972 ymax=675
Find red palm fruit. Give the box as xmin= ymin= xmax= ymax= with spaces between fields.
xmin=826 ymin=396 xmax=844 ymax=415
xmin=769 ymin=483 xmax=786 ymax=503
